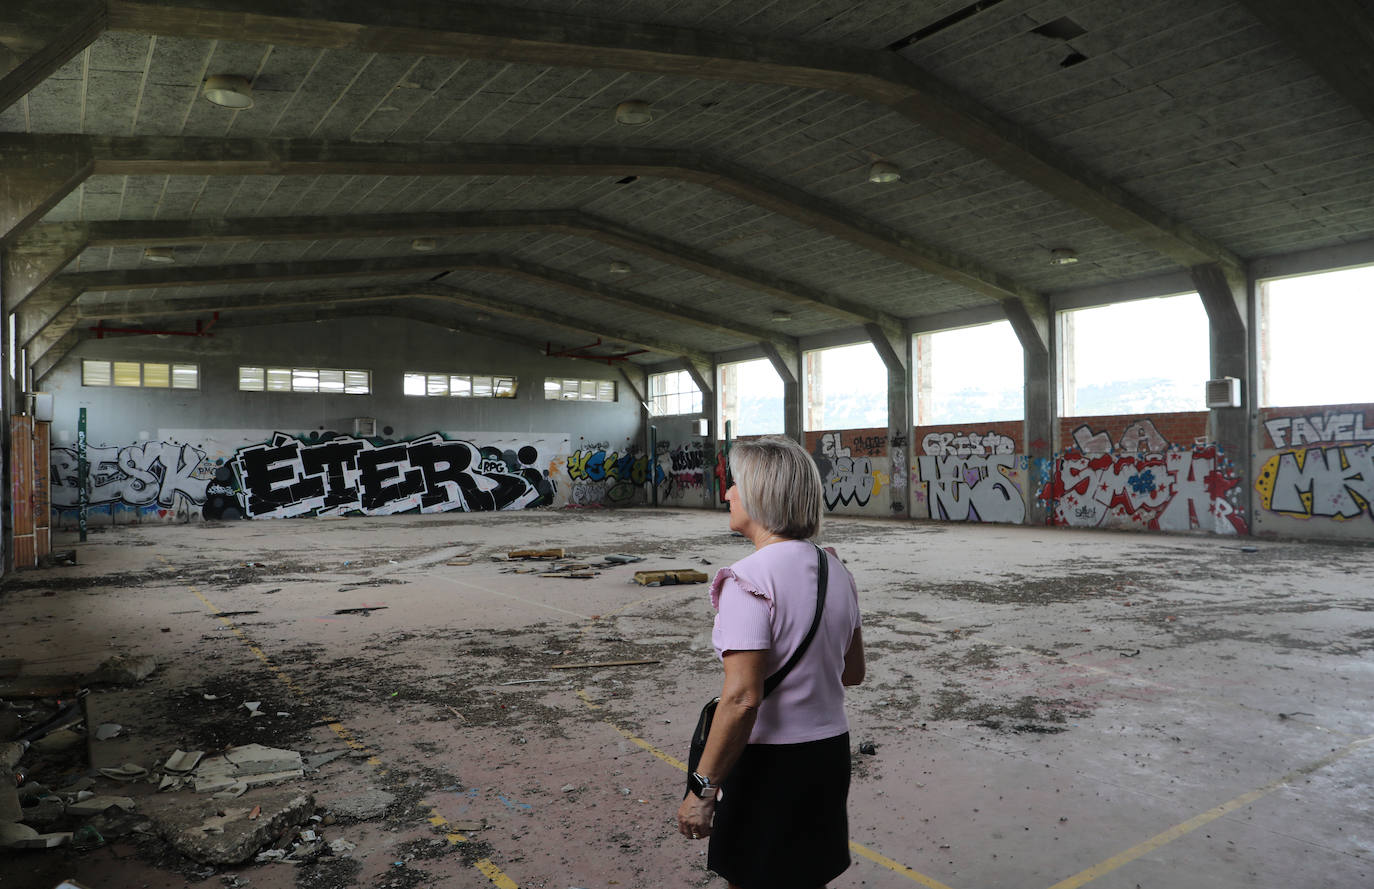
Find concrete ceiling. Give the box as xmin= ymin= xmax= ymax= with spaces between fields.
xmin=2 ymin=0 xmax=1372 ymax=373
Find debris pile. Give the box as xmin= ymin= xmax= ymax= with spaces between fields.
xmin=496 ymin=548 xmax=647 ymax=579
xmin=1 ymin=655 xmax=357 ymax=869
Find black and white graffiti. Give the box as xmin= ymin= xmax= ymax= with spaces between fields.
xmin=233 ymin=432 xmax=554 ymax=518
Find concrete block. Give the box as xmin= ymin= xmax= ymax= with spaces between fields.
xmin=326 ymin=788 xmax=395 ymax=821
xmin=85 ymin=654 xmax=157 ymax=685
xmin=143 ymin=789 xmax=314 ymax=865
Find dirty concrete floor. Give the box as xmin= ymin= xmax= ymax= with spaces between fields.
xmin=1 ymin=509 xmax=1372 ymax=889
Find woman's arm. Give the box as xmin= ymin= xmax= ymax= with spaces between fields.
xmin=842 ymin=627 xmax=865 ymax=686
xmin=676 ymin=648 xmax=767 ymax=839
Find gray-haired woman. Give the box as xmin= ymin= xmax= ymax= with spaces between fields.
xmin=677 ymin=435 xmax=865 ymax=889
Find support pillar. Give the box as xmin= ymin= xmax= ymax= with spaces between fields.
xmin=865 ymin=323 xmax=910 ymax=518
xmin=1004 ymin=299 xmax=1054 ymax=525
xmin=1191 ymin=261 xmax=1253 ymax=527
xmin=758 ymin=340 xmax=801 ymax=444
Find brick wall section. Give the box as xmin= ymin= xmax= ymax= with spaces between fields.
xmin=803 ymin=428 xmax=888 ymax=455
xmin=1059 ymin=412 xmax=1208 ymax=452
xmin=912 ymin=420 xmax=1024 ymax=454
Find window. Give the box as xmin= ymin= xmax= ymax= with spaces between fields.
xmin=1259 ymin=265 xmax=1374 ymax=407
xmin=544 ymin=377 xmax=616 ymax=402
xmin=718 ymin=358 xmax=783 ymax=435
xmin=804 ymin=343 xmax=887 ymax=431
xmin=914 ymin=321 xmax=1024 ymax=424
xmin=403 ymin=372 xmax=518 ymax=398
xmin=1058 ymin=295 xmax=1206 ymax=417
xmin=240 ymin=366 xmax=370 ymax=394
xmin=83 ymin=359 xmax=198 ymax=389
xmin=649 ymin=369 xmax=702 ymax=415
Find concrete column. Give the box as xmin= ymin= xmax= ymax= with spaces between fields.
xmin=865 ymin=323 xmax=910 ymax=518
xmin=759 ymin=341 xmax=801 ymax=443
xmin=1191 ymin=262 xmax=1253 ymax=526
xmin=1004 ymin=301 xmax=1055 ymax=526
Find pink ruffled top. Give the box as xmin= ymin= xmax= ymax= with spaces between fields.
xmin=710 ymin=539 xmax=862 ymax=744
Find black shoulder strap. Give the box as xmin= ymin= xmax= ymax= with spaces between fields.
xmin=762 ymin=544 xmax=829 ymax=699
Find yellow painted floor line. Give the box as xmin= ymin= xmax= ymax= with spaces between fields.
xmin=1046 ymin=734 xmax=1374 ymax=889
xmin=429 ymin=572 xmax=591 ymax=620
xmin=190 ymin=582 xmax=522 ymax=889
xmin=576 ymin=689 xmax=957 ymax=889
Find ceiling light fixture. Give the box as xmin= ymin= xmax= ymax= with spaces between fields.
xmin=411 ymin=237 xmax=437 ymax=252
xmin=867 ymin=161 xmax=901 ymax=184
xmin=142 ymin=247 xmax=175 ymax=264
xmin=614 ymin=100 xmax=653 ymax=126
xmin=202 ymin=75 xmax=254 ymax=109
xmin=608 ymin=260 xmax=633 ymax=274
xmin=770 ymin=309 xmax=793 ymax=322
xmin=1049 ymin=248 xmax=1080 ymax=266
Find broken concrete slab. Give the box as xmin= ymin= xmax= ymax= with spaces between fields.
xmin=193 ymin=744 xmax=304 ymax=793
xmin=85 ymin=653 xmax=157 ymax=685
xmin=326 ymin=788 xmax=395 ymax=820
xmin=508 ymin=547 xmax=564 ymax=559
xmin=66 ymin=795 xmax=135 ymax=817
xmin=143 ymin=789 xmax=314 ymax=865
xmin=0 ymin=821 xmax=71 ymax=848
xmin=633 ymin=569 xmax=709 ymax=586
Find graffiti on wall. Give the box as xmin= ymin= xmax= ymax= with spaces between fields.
xmin=655 ymin=442 xmax=707 ymax=500
xmin=566 ymin=444 xmax=659 ymax=506
xmin=55 ymin=432 xmax=560 ymax=520
xmin=1039 ymin=419 xmax=1247 ymax=534
xmin=51 ymin=441 xmax=215 ymax=511
xmin=917 ymin=455 xmax=1026 ymax=524
xmin=234 ymin=433 xmax=556 ymax=518
xmin=813 ymin=432 xmax=882 ymax=510
xmin=1257 ymin=411 xmax=1374 ymax=521
xmin=920 ymin=431 xmax=1016 ymax=457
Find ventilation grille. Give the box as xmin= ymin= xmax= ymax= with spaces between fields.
xmin=353 ymin=417 xmax=377 ymax=438
xmin=1205 ymin=377 xmax=1241 ymax=409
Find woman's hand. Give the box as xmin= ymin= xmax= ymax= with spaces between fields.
xmin=676 ymin=792 xmax=715 ymax=840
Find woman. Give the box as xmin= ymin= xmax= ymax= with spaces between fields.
xmin=677 ymin=435 xmax=865 ymax=889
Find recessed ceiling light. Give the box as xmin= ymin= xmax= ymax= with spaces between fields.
xmin=868 ymin=161 xmax=901 ymax=184
xmin=614 ymin=100 xmax=653 ymax=126
xmin=609 ymin=260 xmax=633 ymax=274
xmin=411 ymin=237 xmax=437 ymax=252
xmin=770 ymin=309 xmax=793 ymax=322
xmin=143 ymin=247 xmax=175 ymax=264
xmin=1049 ymin=248 xmax=1079 ymax=265
xmin=202 ymin=75 xmax=254 ymax=109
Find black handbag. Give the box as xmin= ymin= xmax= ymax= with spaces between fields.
xmin=687 ymin=544 xmax=829 ymax=789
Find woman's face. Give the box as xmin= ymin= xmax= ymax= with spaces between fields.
xmin=725 ymin=483 xmax=749 ymax=535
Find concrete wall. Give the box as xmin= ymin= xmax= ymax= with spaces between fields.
xmin=646 ymin=415 xmax=716 ymax=510
xmin=1037 ymin=412 xmax=1249 ymax=535
xmin=1253 ymin=403 xmax=1374 ymax=540
xmin=42 ymin=317 xmax=645 ymax=524
xmin=802 ymin=428 xmax=897 ymax=518
xmin=912 ymin=420 xmax=1029 ymax=524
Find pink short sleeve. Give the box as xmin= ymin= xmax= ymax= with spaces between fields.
xmin=711 ymin=574 xmax=773 ymax=656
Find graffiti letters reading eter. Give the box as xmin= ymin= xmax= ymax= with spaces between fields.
xmin=236 ymin=433 xmax=553 ymax=518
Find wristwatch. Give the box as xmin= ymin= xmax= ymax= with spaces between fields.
xmin=687 ymin=771 xmax=717 ymax=799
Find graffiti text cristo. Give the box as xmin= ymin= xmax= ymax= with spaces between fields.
xmin=234 ymin=432 xmax=552 ymax=518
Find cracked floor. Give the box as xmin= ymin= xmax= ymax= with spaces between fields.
xmin=1 ymin=509 xmax=1372 ymax=889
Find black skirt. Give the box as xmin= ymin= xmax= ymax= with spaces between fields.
xmin=708 ymin=732 xmax=851 ymax=889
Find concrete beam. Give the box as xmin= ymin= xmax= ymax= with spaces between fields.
xmin=30 ymin=326 xmax=81 ymax=383
xmin=0 ymin=135 xmax=92 ymax=245
xmin=1001 ymin=297 xmax=1050 ymax=357
xmin=3 ymin=222 xmax=88 ymax=315
xmin=0 ymin=134 xmax=1045 ymax=315
xmin=16 ymin=279 xmax=80 ymax=346
xmin=43 ymin=249 xmax=785 ymax=348
xmin=103 ymin=0 xmax=1242 ymax=271
xmin=70 ymin=211 xmax=896 ymax=329
xmin=673 ymin=357 xmax=715 ymax=404
xmin=71 ymin=282 xmax=715 ymax=366
xmin=1239 ymin=0 xmax=1374 ymax=126
xmin=0 ymin=0 xmax=105 ymax=114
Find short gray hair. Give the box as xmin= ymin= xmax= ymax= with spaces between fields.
xmin=728 ymin=435 xmax=823 ymax=540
